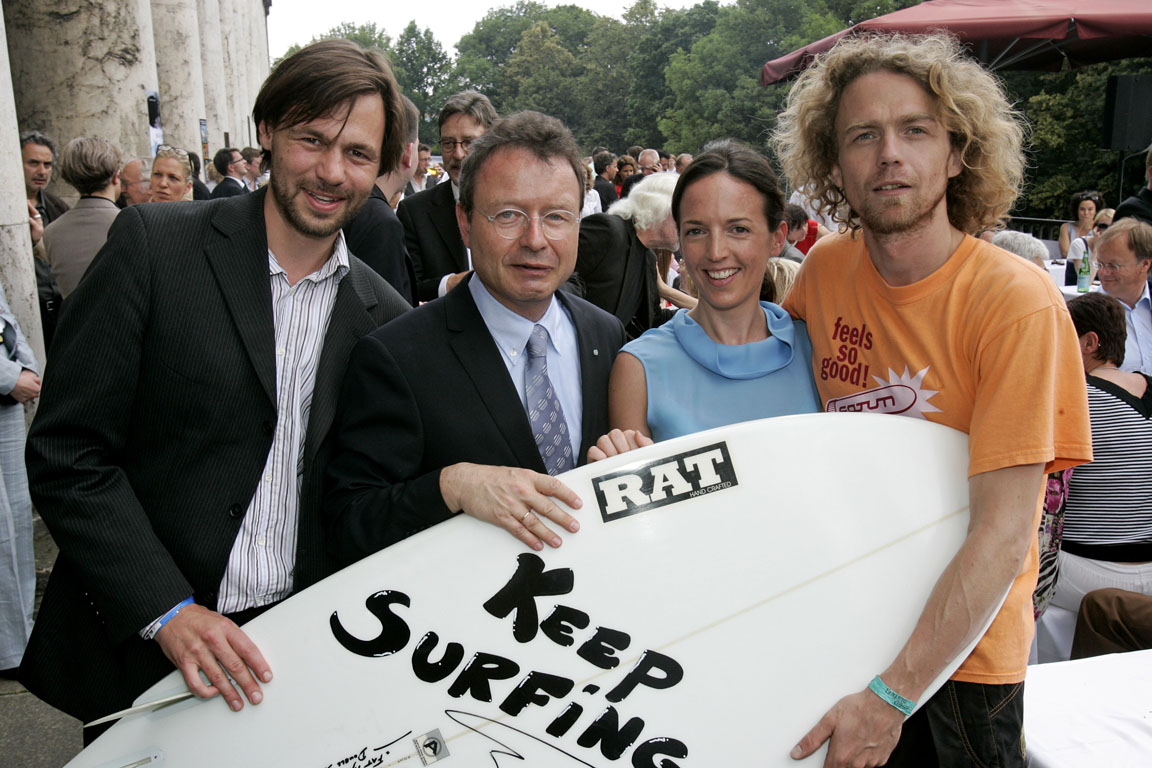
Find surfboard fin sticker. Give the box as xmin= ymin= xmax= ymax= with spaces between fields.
xmin=413 ymin=729 xmax=450 ymax=765
xmin=592 ymin=442 xmax=738 ymax=522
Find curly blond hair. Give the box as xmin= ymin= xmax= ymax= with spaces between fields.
xmin=771 ymin=33 xmax=1027 ymax=235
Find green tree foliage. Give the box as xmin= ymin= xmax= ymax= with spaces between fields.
xmin=278 ymin=21 xmax=393 ymax=64
xmin=659 ymin=0 xmax=843 ymax=154
xmin=625 ymin=1 xmax=722 ymax=150
xmin=1006 ymin=60 xmax=1152 ymax=219
xmin=278 ymin=2 xmax=1152 ymax=215
xmin=504 ymin=22 xmax=582 ymax=129
xmin=391 ymin=22 xmax=453 ymax=146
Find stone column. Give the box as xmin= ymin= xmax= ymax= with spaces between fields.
xmin=150 ymin=0 xmax=208 ymax=154
xmin=4 ymin=0 xmax=161 ymax=166
xmin=0 ymin=9 xmax=45 ymax=370
xmin=219 ymin=0 xmax=247 ymax=149
xmin=197 ymin=0 xmax=230 ymax=153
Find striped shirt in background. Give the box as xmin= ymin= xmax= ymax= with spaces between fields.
xmin=1062 ymin=374 xmax=1152 ymax=559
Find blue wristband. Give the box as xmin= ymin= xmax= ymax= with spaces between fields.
xmin=150 ymin=596 xmax=195 ymax=639
xmin=868 ymin=675 xmax=916 ymax=716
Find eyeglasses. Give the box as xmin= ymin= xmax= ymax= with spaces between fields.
xmin=1094 ymin=223 xmax=1109 ymax=231
xmin=476 ymin=207 xmax=578 ymax=240
xmin=155 ymin=145 xmax=193 ymax=177
xmin=1093 ymin=260 xmax=1139 ymax=273
xmin=441 ymin=138 xmax=475 ymax=153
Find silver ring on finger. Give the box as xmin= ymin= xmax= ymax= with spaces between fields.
xmin=520 ymin=510 xmax=533 ymax=524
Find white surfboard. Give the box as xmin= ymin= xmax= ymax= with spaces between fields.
xmin=68 ymin=413 xmax=999 ymax=768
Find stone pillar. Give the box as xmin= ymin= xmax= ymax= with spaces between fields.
xmin=0 ymin=9 xmax=45 ymax=371
xmin=151 ymin=0 xmax=208 ymax=154
xmin=197 ymin=0 xmax=230 ymax=153
xmin=4 ymin=0 xmax=161 ymax=168
xmin=219 ymin=0 xmax=247 ymax=149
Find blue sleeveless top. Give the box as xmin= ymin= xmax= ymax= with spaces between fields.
xmin=622 ymin=302 xmax=820 ymax=441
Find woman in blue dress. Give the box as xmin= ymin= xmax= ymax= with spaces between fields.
xmin=603 ymin=140 xmax=820 ymax=444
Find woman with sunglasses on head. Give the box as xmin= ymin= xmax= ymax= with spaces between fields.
xmin=592 ymin=140 xmax=819 ymax=455
xmin=1059 ymin=190 xmax=1104 ymax=259
xmin=149 ymin=145 xmax=194 ymax=203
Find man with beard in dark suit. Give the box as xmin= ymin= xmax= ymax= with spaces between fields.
xmin=20 ymin=39 xmax=411 ymax=733
xmin=325 ymin=111 xmax=628 ymax=565
xmin=398 ymin=90 xmax=497 ymax=302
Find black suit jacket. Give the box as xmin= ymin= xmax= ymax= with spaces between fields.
xmin=20 ymin=190 xmax=410 ymax=723
xmin=210 ymin=175 xmax=246 ymax=199
xmin=396 ymin=180 xmax=468 ymax=302
xmin=568 ymin=213 xmax=674 ymax=340
xmin=343 ymin=186 xmax=417 ymax=305
xmin=324 ymin=276 xmax=625 ymax=566
xmin=594 ymin=174 xmax=619 ymax=211
xmin=1115 ymin=186 xmax=1152 ymax=226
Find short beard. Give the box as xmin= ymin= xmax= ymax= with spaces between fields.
xmin=857 ymin=187 xmax=948 ymax=237
xmin=267 ymin=154 xmax=366 ymax=238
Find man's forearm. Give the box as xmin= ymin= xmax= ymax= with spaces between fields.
xmin=879 ymin=463 xmax=1043 ymax=701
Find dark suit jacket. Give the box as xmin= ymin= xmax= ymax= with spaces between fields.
xmin=397 ymin=180 xmax=468 ymax=302
xmin=20 ymin=189 xmax=410 ymax=723
xmin=620 ymin=173 xmax=644 ymax=199
xmin=324 ymin=276 xmax=625 ymax=566
xmin=568 ymin=213 xmax=674 ymax=340
xmin=594 ymin=174 xmax=619 ymax=211
xmin=1115 ymin=186 xmax=1152 ymax=226
xmin=343 ymin=186 xmax=417 ymax=305
xmin=192 ymin=177 xmax=212 ymax=201
xmin=210 ymin=175 xmax=246 ymax=199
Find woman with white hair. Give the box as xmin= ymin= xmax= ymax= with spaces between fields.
xmin=992 ymin=229 xmax=1049 ymax=269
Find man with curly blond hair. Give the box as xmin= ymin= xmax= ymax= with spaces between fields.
xmin=775 ymin=34 xmax=1093 ymax=768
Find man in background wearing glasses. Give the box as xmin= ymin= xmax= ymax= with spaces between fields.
xmin=398 ymin=90 xmax=496 ymax=302
xmin=1096 ymin=218 xmax=1152 ymax=374
xmin=209 ymin=146 xmax=249 ymax=199
xmin=324 ymin=111 xmax=626 ymax=567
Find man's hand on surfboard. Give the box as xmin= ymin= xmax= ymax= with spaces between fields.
xmin=586 ymin=428 xmax=654 ymax=463
xmin=155 ymin=603 xmax=273 ymax=713
xmin=439 ymin=462 xmax=582 ymax=551
xmin=790 ymin=688 xmax=903 ymax=767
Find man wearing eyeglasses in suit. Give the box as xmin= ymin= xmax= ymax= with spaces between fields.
xmin=397 ymin=91 xmax=496 ymax=302
xmin=325 ymin=111 xmax=629 ymax=567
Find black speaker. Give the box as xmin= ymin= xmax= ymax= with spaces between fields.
xmin=1103 ymin=74 xmax=1152 ymax=153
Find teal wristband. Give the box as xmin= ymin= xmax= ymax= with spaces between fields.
xmin=868 ymin=675 xmax=916 ymax=716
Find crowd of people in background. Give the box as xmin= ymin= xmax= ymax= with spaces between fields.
xmin=3 ymin=28 xmax=1152 ymax=768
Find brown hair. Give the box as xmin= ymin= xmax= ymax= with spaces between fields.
xmin=772 ymin=33 xmax=1027 ymax=235
xmin=673 ymin=139 xmax=785 ymax=230
xmin=457 ymin=111 xmax=584 ymax=216
xmin=1067 ymin=292 xmax=1127 ymax=367
xmin=253 ymin=38 xmax=404 ymax=175
xmin=438 ymin=90 xmax=498 ymax=131
xmin=60 ymin=137 xmax=122 ymax=195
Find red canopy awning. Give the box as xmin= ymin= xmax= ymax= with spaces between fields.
xmin=761 ymin=0 xmax=1152 ymax=85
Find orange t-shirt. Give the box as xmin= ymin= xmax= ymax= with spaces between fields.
xmin=784 ymin=232 xmax=1092 ymax=683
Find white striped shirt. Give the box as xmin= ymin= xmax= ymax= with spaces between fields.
xmin=1063 ymin=374 xmax=1152 ymax=553
xmin=215 ymin=236 xmax=349 ymax=614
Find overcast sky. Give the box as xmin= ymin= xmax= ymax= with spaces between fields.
xmin=266 ymin=0 xmax=709 ymax=59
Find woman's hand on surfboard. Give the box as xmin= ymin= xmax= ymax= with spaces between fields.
xmin=790 ymin=688 xmax=903 ymax=767
xmin=587 ymin=429 xmax=653 ymax=463
xmin=155 ymin=603 xmax=272 ymax=713
xmin=439 ymin=462 xmax=582 ymax=551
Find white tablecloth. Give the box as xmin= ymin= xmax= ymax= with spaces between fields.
xmin=1059 ymin=284 xmax=1101 ymax=299
xmin=1045 ymin=260 xmax=1066 ymax=286
xmin=1025 ymin=650 xmax=1152 ymax=767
